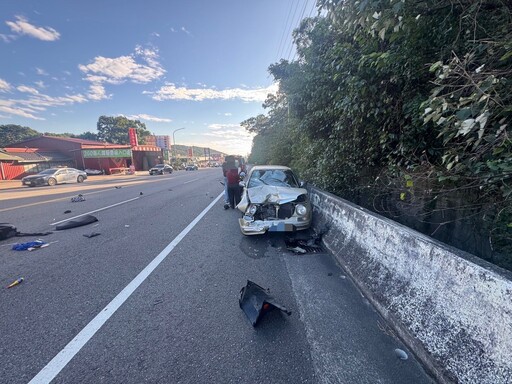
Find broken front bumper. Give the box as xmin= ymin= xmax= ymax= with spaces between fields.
xmin=238 ymin=216 xmax=310 ymax=236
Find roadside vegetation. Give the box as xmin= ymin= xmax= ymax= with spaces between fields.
xmin=244 ymin=0 xmax=512 ymax=270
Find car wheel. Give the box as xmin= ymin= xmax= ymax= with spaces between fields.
xmin=77 ymin=175 xmax=84 ymax=183
xmin=47 ymin=178 xmax=56 ymax=186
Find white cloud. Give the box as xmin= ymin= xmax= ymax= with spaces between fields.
xmin=88 ymin=84 xmax=109 ymax=101
xmin=204 ymin=123 xmax=255 ymax=155
xmin=151 ymin=83 xmax=278 ymax=102
xmin=0 ymin=84 xmax=88 ymax=120
xmin=6 ymin=16 xmax=60 ymax=41
xmin=34 ymin=80 xmax=45 ymax=89
xmin=181 ymin=27 xmax=191 ymax=35
xmin=0 ymin=78 xmax=11 ymax=92
xmin=78 ymin=45 xmax=165 ymax=101
xmin=0 ymin=34 xmax=15 ymax=42
xmin=124 ymin=114 xmax=172 ymax=123
xmin=79 ymin=46 xmax=165 ymax=85
xmin=36 ymin=67 xmax=48 ymax=75
xmin=17 ymin=85 xmax=40 ymax=94
xmin=0 ymin=100 xmax=45 ymax=120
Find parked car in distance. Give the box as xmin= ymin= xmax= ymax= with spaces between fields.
xmin=21 ymin=167 xmax=87 ymax=187
xmin=185 ymin=163 xmax=198 ymax=171
xmin=237 ymin=165 xmax=312 ymax=235
xmin=149 ymin=164 xmax=173 ymax=175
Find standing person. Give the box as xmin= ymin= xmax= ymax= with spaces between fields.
xmin=222 ymin=156 xmax=236 ymax=209
xmin=226 ymin=166 xmax=241 ymax=209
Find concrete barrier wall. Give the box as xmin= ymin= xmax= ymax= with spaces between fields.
xmin=309 ymin=187 xmax=512 ymax=384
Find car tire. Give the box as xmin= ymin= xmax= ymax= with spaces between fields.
xmin=47 ymin=178 xmax=56 ymax=186
xmin=77 ymin=175 xmax=84 ymax=183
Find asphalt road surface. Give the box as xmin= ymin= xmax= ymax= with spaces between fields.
xmin=0 ymin=168 xmax=435 ymax=384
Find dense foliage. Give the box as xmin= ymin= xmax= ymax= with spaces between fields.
xmin=96 ymin=116 xmax=150 ymax=145
xmin=244 ymin=0 xmax=511 ymax=268
xmin=0 ymin=125 xmax=39 ymax=146
xmin=0 ymin=125 xmax=98 ymax=145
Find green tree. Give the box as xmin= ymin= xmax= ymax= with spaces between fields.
xmin=76 ymin=131 xmax=99 ymax=141
xmin=243 ymin=0 xmax=512 ymax=268
xmin=0 ymin=124 xmax=39 ymax=146
xmin=96 ymin=116 xmax=150 ymax=144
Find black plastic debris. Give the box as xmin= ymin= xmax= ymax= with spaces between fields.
xmin=285 ymin=238 xmax=323 ymax=254
xmin=115 ymin=186 xmax=122 ymax=189
xmin=239 ymin=280 xmax=291 ymax=327
xmin=83 ymin=232 xmax=101 ymax=238
xmin=0 ymin=223 xmax=52 ymax=240
xmin=140 ymin=192 xmax=143 ymax=195
xmin=64 ymin=210 xmax=71 ymax=214
xmin=56 ymin=215 xmax=98 ymax=230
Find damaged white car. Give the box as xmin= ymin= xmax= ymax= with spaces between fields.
xmin=237 ymin=165 xmax=312 ymax=235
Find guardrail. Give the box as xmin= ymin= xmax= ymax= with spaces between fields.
xmin=309 ymin=186 xmax=512 ymax=384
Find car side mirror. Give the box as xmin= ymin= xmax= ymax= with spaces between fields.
xmin=300 ymin=180 xmax=307 ymax=187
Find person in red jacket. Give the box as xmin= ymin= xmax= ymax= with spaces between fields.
xmin=226 ymin=167 xmax=241 ymax=209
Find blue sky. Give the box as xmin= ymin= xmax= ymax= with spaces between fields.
xmin=0 ymin=0 xmax=317 ymax=155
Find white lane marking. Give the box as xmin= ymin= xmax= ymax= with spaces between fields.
xmin=29 ymin=191 xmax=224 ymax=384
xmin=183 ymin=178 xmax=200 ymax=184
xmin=50 ymin=197 xmax=140 ymax=226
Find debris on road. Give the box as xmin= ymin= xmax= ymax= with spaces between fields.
xmin=64 ymin=210 xmax=71 ymax=214
xmin=7 ymin=277 xmax=24 ymax=288
xmin=239 ymin=280 xmax=292 ymax=327
xmin=28 ymin=242 xmax=50 ymax=251
xmin=71 ymin=194 xmax=85 ymax=202
xmin=0 ymin=223 xmax=52 ymax=240
xmin=83 ymin=232 xmax=101 ymax=238
xmin=285 ymin=231 xmax=324 ymax=254
xmin=115 ymin=186 xmax=122 ymax=189
xmin=56 ymin=214 xmax=98 ymax=230
xmin=12 ymin=240 xmax=47 ymax=251
xmin=394 ymin=348 xmax=408 ymax=360
xmin=287 ymin=246 xmax=307 ymax=254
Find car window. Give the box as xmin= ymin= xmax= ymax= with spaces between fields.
xmin=248 ymin=169 xmax=299 ymax=188
xmin=39 ymin=169 xmax=57 ymax=175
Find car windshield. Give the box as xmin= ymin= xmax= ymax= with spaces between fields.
xmin=154 ymin=164 xmax=165 ymax=168
xmin=38 ymin=169 xmax=58 ymax=175
xmin=248 ymin=169 xmax=300 ymax=188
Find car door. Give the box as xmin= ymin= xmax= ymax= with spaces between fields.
xmin=54 ymin=169 xmax=67 ymax=184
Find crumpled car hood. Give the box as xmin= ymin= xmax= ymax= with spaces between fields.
xmin=247 ymin=185 xmax=307 ymax=204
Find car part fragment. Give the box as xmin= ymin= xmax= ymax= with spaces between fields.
xmin=56 ymin=215 xmax=98 ymax=230
xmin=239 ymin=280 xmax=291 ymax=326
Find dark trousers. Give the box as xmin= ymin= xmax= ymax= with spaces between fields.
xmin=227 ymin=185 xmax=241 ymax=208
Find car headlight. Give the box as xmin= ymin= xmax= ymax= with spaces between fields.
xmin=248 ymin=205 xmax=258 ymax=215
xmin=295 ymin=204 xmax=308 ymax=216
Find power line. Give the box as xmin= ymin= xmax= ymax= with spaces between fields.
xmin=276 ymin=0 xmax=298 ymax=62
xmin=279 ymin=0 xmax=301 ymax=61
xmin=291 ymin=0 xmax=317 ymax=62
xmin=286 ymin=0 xmax=310 ymax=62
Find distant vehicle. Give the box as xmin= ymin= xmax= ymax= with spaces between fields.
xmin=237 ymin=165 xmax=311 ymax=235
xmin=149 ymin=164 xmax=173 ymax=175
xmin=185 ymin=164 xmax=198 ymax=171
xmin=22 ymin=168 xmax=87 ymax=187
xmin=85 ymin=168 xmax=102 ymax=175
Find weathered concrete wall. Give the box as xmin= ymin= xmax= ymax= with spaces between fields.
xmin=309 ymin=187 xmax=512 ymax=384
